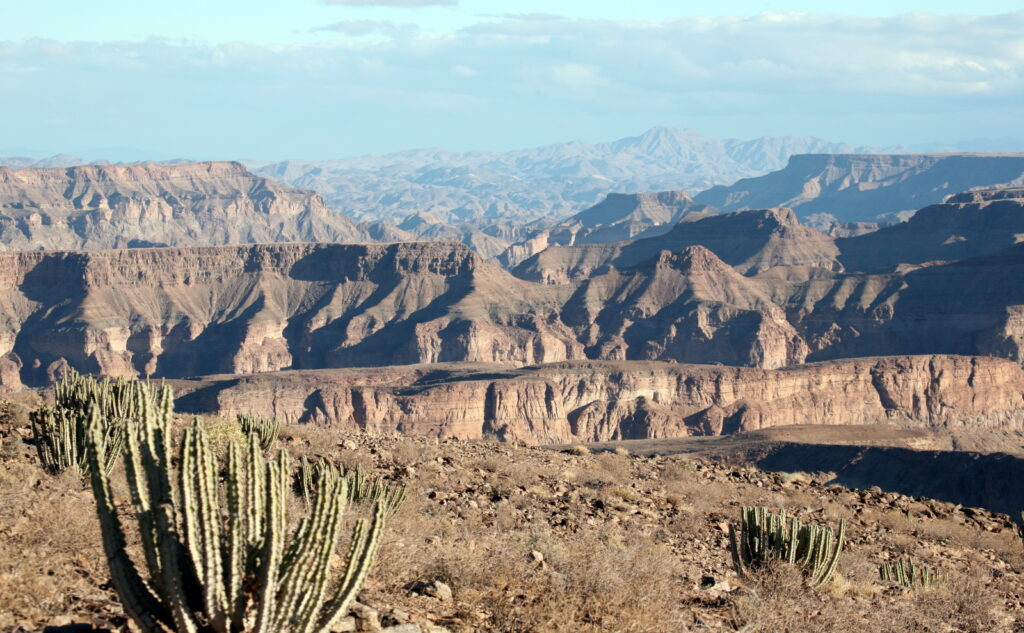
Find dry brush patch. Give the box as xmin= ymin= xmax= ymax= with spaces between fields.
xmin=2 ymin=416 xmax=1024 ymax=632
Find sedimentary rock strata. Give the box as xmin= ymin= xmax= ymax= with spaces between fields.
xmin=172 ymin=355 xmax=1024 ymax=444
xmin=0 ymin=161 xmax=368 ymax=250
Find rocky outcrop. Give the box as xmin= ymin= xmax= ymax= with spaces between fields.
xmin=695 ymin=153 xmax=1024 ymax=222
xmin=172 ymin=355 xmax=1024 ymax=444
xmin=5 ymin=223 xmax=1024 ymax=388
xmin=770 ymin=241 xmax=1024 ymax=363
xmin=513 ymin=207 xmax=840 ymax=282
xmin=2 ymin=240 xmax=842 ymax=386
xmin=0 ymin=242 xmax=586 ymax=385
xmin=494 ymin=191 xmax=710 ymax=268
xmin=562 ymin=246 xmax=808 ymax=369
xmin=0 ymin=161 xmax=369 ymax=250
xmin=837 ymin=187 xmax=1024 ymax=271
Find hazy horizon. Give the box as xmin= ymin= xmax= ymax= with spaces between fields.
xmin=2 ymin=1 xmax=1023 ymax=160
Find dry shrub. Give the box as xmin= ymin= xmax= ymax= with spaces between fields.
xmin=659 ymin=457 xmax=695 ymax=482
xmin=729 ymin=559 xmax=997 ymax=633
xmin=417 ymin=528 xmax=687 ymax=633
xmin=0 ymin=459 xmax=116 ymax=630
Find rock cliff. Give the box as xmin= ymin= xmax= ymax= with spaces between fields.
xmin=0 ymin=161 xmax=369 ymax=250
xmin=2 ymin=240 xmax=843 ymax=387
xmin=513 ymin=207 xmax=840 ymax=282
xmin=836 ymin=187 xmax=1024 ymax=271
xmin=0 ymin=242 xmax=581 ymax=386
xmin=172 ymin=355 xmax=1024 ymax=444
xmin=694 ymin=153 xmax=1024 ymax=222
xmin=5 ymin=223 xmax=1024 ymax=389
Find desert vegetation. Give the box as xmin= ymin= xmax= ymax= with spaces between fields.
xmin=1 ymin=379 xmax=1020 ymax=632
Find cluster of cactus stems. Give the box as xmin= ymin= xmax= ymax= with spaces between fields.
xmin=297 ymin=456 xmax=408 ymax=518
xmin=237 ymin=413 xmax=280 ymax=451
xmin=83 ymin=382 xmax=385 ymax=633
xmin=879 ymin=557 xmax=941 ymax=589
xmin=29 ymin=368 xmax=153 ymax=476
xmin=728 ymin=506 xmax=846 ymax=587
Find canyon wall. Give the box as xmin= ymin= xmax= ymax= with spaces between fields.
xmin=0 ymin=161 xmax=368 ymax=249
xmin=172 ymin=355 xmax=1024 ymax=445
xmin=694 ymin=153 xmax=1024 ymax=222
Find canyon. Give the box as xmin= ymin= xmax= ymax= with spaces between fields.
xmin=170 ymin=355 xmax=1024 ymax=444
xmin=0 ymin=161 xmax=369 ymax=250
xmin=1 ymin=156 xmax=1023 ymax=447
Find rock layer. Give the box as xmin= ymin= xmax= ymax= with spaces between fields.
xmin=0 ymin=161 xmax=368 ymax=250
xmin=171 ymin=355 xmax=1024 ymax=444
xmin=694 ymin=153 xmax=1024 ymax=222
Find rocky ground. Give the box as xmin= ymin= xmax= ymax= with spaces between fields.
xmin=1 ymin=397 xmax=1022 ymax=632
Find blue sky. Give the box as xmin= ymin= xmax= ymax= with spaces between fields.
xmin=1 ymin=1 xmax=1022 ymax=159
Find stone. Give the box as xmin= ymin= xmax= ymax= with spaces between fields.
xmin=350 ymin=603 xmax=382 ymax=633
xmin=331 ymin=616 xmax=357 ymax=633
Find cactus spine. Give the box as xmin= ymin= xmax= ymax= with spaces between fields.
xmin=728 ymin=506 xmax=846 ymax=587
xmin=297 ymin=456 xmax=408 ymax=518
xmin=879 ymin=557 xmax=941 ymax=589
xmin=83 ymin=383 xmax=386 ymax=633
xmin=29 ymin=367 xmax=148 ymax=476
xmin=238 ymin=413 xmax=280 ymax=451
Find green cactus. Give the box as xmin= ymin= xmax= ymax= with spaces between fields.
xmin=83 ymin=383 xmax=386 ymax=633
xmin=879 ymin=557 xmax=941 ymax=589
xmin=728 ymin=506 xmax=846 ymax=587
xmin=29 ymin=367 xmax=151 ymax=476
xmin=237 ymin=412 xmax=280 ymax=451
xmin=297 ymin=456 xmax=408 ymax=518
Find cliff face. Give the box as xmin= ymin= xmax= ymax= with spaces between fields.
xmin=513 ymin=207 xmax=840 ymax=282
xmin=837 ymin=188 xmax=1024 ymax=271
xmin=172 ymin=355 xmax=1024 ymax=444
xmin=562 ymin=246 xmax=808 ymax=369
xmin=5 ymin=225 xmax=1024 ymax=390
xmin=694 ymin=154 xmax=1024 ymax=222
xmin=0 ymin=242 xmax=583 ymax=386
xmin=0 ymin=161 xmax=368 ymax=250
xmin=3 ymin=240 xmax=838 ymax=387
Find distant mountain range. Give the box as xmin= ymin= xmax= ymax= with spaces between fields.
xmin=244 ymin=127 xmax=876 ymax=226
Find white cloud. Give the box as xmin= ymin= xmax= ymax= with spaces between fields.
xmin=551 ymin=63 xmax=608 ymax=90
xmin=451 ymin=64 xmax=477 ymax=77
xmin=315 ymin=20 xmax=419 ymax=38
xmin=1 ymin=12 xmax=1023 ymax=156
xmin=322 ymin=0 xmax=455 ymax=6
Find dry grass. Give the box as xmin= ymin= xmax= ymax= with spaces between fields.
xmin=2 ymin=414 xmax=1022 ymax=632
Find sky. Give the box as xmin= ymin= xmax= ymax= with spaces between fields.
xmin=1 ymin=1 xmax=1022 ymax=160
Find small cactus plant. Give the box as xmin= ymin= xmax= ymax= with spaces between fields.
xmin=879 ymin=557 xmax=941 ymax=589
xmin=29 ymin=368 xmax=151 ymax=476
xmin=83 ymin=383 xmax=386 ymax=633
xmin=237 ymin=412 xmax=279 ymax=451
xmin=297 ymin=456 xmax=408 ymax=518
xmin=728 ymin=506 xmax=846 ymax=587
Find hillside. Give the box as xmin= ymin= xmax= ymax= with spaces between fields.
xmin=513 ymin=207 xmax=839 ymax=282
xmin=0 ymin=161 xmax=370 ymax=250
xmin=837 ymin=187 xmax=1024 ymax=271
xmin=2 ymin=408 xmax=1020 ymax=632
xmin=694 ymin=153 xmax=1024 ymax=223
